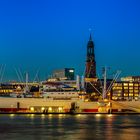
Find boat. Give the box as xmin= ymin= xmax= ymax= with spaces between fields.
xmin=0 ymin=91 xmax=140 ymax=114
xmin=0 ymin=70 xmax=140 ymax=114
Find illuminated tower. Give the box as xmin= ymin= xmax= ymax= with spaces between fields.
xmin=84 ymin=34 xmax=98 ymax=96
xmin=85 ymin=34 xmax=96 ymax=79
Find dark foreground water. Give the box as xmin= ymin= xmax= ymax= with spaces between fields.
xmin=0 ymin=114 xmax=140 ymax=140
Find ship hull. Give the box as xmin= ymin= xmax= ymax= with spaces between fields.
xmin=0 ymin=98 xmax=140 ymax=114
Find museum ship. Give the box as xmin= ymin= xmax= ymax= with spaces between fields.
xmin=0 ymin=79 xmax=140 ymax=114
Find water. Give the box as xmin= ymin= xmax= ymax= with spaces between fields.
xmin=0 ymin=114 xmax=140 ymax=140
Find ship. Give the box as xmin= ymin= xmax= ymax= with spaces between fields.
xmin=0 ymin=93 xmax=140 ymax=114
xmin=0 ymin=78 xmax=140 ymax=114
xmin=0 ymin=66 xmax=140 ymax=114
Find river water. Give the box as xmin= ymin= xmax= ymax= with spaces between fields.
xmin=0 ymin=114 xmax=140 ymax=140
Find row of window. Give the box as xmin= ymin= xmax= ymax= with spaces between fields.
xmin=112 ymin=93 xmax=139 ymax=97
xmin=113 ymin=86 xmax=140 ymax=89
xmin=113 ymin=83 xmax=140 ymax=86
xmin=47 ymin=92 xmax=77 ymax=95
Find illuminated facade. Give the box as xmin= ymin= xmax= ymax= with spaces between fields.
xmin=121 ymin=76 xmax=140 ymax=82
xmin=89 ymin=80 xmax=140 ymax=101
xmin=110 ymin=81 xmax=140 ymax=100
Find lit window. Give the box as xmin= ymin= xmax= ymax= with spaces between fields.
xmin=124 ymin=93 xmax=128 ymax=97
xmin=58 ymin=107 xmax=62 ymax=111
xmin=48 ymin=107 xmax=52 ymax=111
xmin=129 ymin=83 xmax=133 ymax=86
xmin=124 ymin=83 xmax=128 ymax=86
xmin=30 ymin=107 xmax=34 ymax=111
xmin=124 ymin=87 xmax=128 ymax=89
xmin=69 ymin=70 xmax=74 ymax=73
xmin=41 ymin=107 xmax=45 ymax=111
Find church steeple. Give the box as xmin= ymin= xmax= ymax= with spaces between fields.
xmin=85 ymin=33 xmax=96 ymax=78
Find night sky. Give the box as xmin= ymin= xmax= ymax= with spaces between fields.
xmin=0 ymin=0 xmax=140 ymax=81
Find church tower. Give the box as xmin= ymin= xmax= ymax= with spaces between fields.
xmin=84 ymin=34 xmax=98 ymax=95
xmin=85 ymin=34 xmax=96 ymax=79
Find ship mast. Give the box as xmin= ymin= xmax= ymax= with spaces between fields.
xmin=102 ymin=67 xmax=107 ymax=100
xmin=102 ymin=67 xmax=121 ymax=100
xmin=24 ymin=72 xmax=29 ymax=94
xmin=0 ymin=64 xmax=6 ymax=83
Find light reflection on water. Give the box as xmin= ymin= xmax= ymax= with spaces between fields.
xmin=0 ymin=114 xmax=140 ymax=140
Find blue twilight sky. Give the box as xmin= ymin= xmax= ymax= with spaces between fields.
xmin=0 ymin=0 xmax=140 ymax=81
